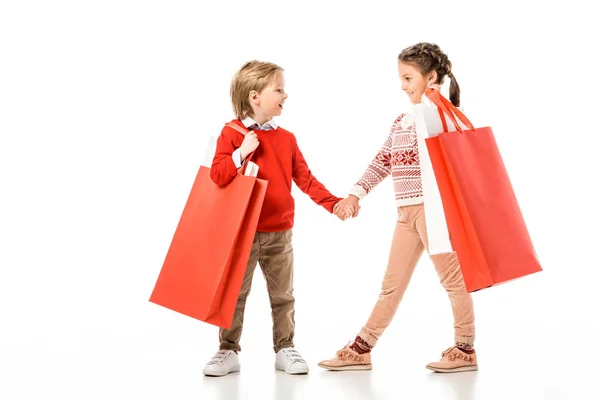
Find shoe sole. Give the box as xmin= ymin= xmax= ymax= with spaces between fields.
xmin=275 ymin=364 xmax=309 ymax=375
xmin=203 ymin=365 xmax=241 ymax=377
xmin=317 ymin=362 xmax=372 ymax=371
xmin=425 ymin=365 xmax=478 ymax=373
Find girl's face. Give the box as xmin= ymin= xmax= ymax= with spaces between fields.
xmin=398 ymin=61 xmax=436 ymax=104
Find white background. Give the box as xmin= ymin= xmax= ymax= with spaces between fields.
xmin=1 ymin=1 xmax=599 ymax=399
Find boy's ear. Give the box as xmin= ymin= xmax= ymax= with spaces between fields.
xmin=248 ymin=90 xmax=259 ymax=105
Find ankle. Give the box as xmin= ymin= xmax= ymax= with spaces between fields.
xmin=455 ymin=342 xmax=475 ymax=354
xmin=219 ymin=348 xmax=238 ymax=354
xmin=349 ymin=336 xmax=373 ymax=354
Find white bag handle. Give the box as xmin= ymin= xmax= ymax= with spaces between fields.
xmin=414 ymin=105 xmax=453 ymax=255
xmin=201 ymin=136 xmax=217 ymax=167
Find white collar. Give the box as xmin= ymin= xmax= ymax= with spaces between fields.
xmin=241 ymin=116 xmax=278 ymax=130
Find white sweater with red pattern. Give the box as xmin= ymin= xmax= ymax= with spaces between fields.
xmin=349 ymin=113 xmax=424 ymax=206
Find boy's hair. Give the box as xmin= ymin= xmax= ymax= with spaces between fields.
xmin=230 ymin=60 xmax=284 ymax=120
xmin=398 ymin=43 xmax=461 ymax=107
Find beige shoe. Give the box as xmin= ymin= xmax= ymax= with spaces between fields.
xmin=426 ymin=346 xmax=478 ymax=373
xmin=318 ymin=345 xmax=372 ymax=371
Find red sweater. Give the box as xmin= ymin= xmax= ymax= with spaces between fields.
xmin=210 ymin=120 xmax=342 ymax=232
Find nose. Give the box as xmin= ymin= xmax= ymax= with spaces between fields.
xmin=401 ymin=81 xmax=408 ymax=91
xmin=283 ymin=92 xmax=288 ymax=100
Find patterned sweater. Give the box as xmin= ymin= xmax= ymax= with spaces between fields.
xmin=349 ymin=113 xmax=424 ymax=206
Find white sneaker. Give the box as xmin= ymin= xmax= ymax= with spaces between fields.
xmin=202 ymin=350 xmax=240 ymax=377
xmin=275 ymin=347 xmax=309 ymax=374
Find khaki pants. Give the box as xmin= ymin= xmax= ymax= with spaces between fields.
xmin=359 ymin=204 xmax=475 ymax=347
xmin=219 ymin=230 xmax=295 ymax=353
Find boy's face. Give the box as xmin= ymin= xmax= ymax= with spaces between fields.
xmin=250 ymin=72 xmax=287 ymax=119
xmin=398 ymin=61 xmax=436 ymax=104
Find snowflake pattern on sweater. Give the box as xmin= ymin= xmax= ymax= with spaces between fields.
xmin=352 ymin=113 xmax=424 ymax=206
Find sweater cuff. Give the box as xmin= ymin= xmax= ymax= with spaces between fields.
xmin=349 ymin=185 xmax=367 ymax=200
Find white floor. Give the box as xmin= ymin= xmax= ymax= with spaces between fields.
xmin=1 ymin=257 xmax=597 ymax=400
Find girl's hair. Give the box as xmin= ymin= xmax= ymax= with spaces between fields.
xmin=398 ymin=43 xmax=461 ymax=107
xmin=230 ymin=60 xmax=284 ymax=120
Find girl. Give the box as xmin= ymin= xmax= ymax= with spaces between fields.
xmin=320 ymin=42 xmax=477 ymax=373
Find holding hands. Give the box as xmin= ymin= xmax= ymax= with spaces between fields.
xmin=333 ymin=195 xmax=360 ymax=221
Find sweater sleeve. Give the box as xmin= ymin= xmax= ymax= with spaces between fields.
xmin=349 ymin=115 xmax=401 ymax=199
xmin=291 ymin=137 xmax=342 ymax=213
xmin=210 ymin=126 xmax=241 ymax=187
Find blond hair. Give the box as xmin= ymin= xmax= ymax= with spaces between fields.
xmin=230 ymin=60 xmax=284 ymax=120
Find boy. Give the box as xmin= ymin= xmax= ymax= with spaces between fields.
xmin=203 ymin=61 xmax=352 ymax=376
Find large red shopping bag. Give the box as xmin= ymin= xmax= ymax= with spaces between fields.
xmin=424 ymin=89 xmax=542 ymax=292
xmin=150 ymin=123 xmax=267 ymax=328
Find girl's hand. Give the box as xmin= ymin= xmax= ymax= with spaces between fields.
xmin=334 ymin=196 xmax=360 ymax=220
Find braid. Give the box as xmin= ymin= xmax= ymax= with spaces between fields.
xmin=421 ymin=45 xmax=445 ymax=71
xmin=420 ymin=44 xmax=452 ymax=79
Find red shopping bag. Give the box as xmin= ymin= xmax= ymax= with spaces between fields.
xmin=150 ymin=124 xmax=267 ymax=328
xmin=424 ymin=89 xmax=542 ymax=292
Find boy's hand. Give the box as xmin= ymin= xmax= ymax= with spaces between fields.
xmin=240 ymin=131 xmax=259 ymax=160
xmin=334 ymin=195 xmax=360 ymax=220
xmin=334 ymin=203 xmax=354 ymax=221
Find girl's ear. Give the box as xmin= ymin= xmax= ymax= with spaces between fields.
xmin=428 ymin=70 xmax=438 ymax=84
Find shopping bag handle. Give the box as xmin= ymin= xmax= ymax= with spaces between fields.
xmin=225 ymin=122 xmax=256 ymax=176
xmin=425 ymin=88 xmax=475 ymax=133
